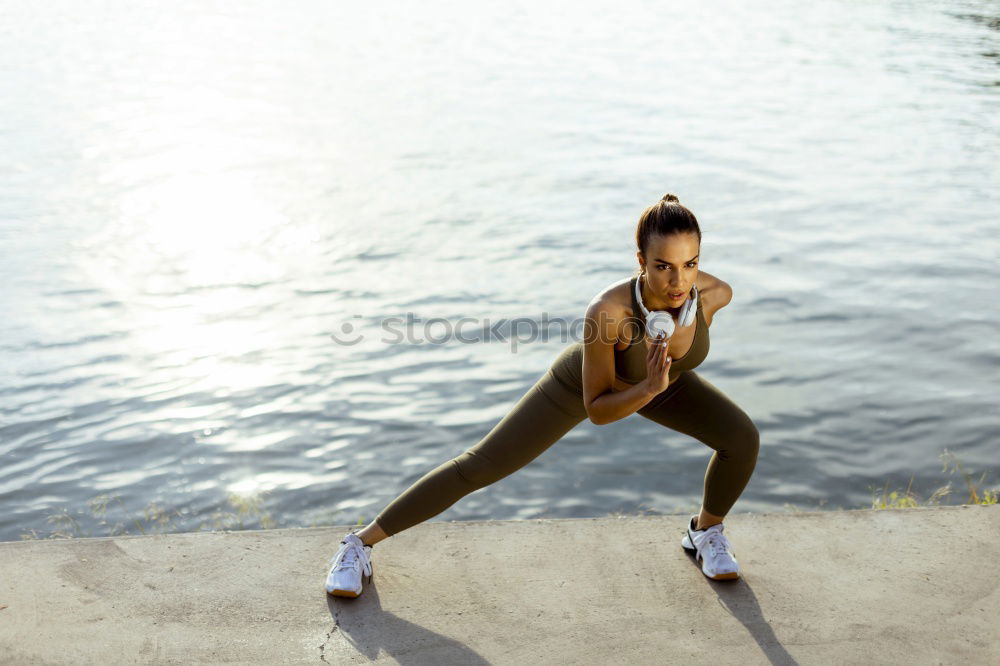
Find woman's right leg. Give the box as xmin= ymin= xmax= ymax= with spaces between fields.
xmin=371 ymin=369 xmax=587 ymax=538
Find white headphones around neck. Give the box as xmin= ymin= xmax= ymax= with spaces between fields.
xmin=634 ymin=272 xmax=698 ymax=339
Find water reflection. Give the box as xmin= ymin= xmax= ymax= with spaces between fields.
xmin=1 ymin=0 xmax=998 ymax=542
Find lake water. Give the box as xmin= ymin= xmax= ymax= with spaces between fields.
xmin=1 ymin=0 xmax=998 ymax=542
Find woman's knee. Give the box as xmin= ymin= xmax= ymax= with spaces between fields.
xmin=734 ymin=418 xmax=760 ymax=461
xmin=450 ymin=449 xmax=506 ymax=490
xmin=717 ymin=417 xmax=759 ymax=463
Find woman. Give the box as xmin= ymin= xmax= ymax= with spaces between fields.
xmin=325 ymin=193 xmax=760 ymax=596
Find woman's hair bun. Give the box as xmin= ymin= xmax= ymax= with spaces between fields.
xmin=661 ymin=193 xmax=680 ymax=203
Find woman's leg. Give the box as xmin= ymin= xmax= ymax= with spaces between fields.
xmin=637 ymin=371 xmax=760 ymax=521
xmin=370 ymin=369 xmax=588 ymax=538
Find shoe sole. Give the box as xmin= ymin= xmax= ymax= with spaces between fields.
xmin=682 ymin=531 xmax=740 ymax=581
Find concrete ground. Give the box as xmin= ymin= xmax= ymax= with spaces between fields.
xmin=0 ymin=505 xmax=997 ymax=665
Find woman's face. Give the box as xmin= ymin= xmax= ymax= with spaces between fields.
xmin=636 ymin=232 xmax=700 ymax=308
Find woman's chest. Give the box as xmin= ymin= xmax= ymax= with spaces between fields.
xmin=612 ymin=311 xmax=708 ymax=385
xmin=613 ymin=316 xmax=698 ymax=360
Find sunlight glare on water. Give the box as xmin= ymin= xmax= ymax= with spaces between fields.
xmin=0 ymin=0 xmax=997 ymax=541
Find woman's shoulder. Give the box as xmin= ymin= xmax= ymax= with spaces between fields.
xmin=695 ymin=271 xmax=733 ymax=319
xmin=583 ymin=276 xmax=639 ymax=348
xmin=585 ymin=275 xmax=635 ymax=318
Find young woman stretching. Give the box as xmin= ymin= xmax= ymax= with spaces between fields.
xmin=326 ymin=193 xmax=760 ymax=596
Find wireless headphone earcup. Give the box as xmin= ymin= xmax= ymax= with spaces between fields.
xmin=678 ymin=285 xmax=698 ymax=327
xmin=646 ymin=311 xmax=675 ymax=339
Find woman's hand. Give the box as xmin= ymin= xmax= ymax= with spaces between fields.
xmin=643 ymin=332 xmax=672 ymax=396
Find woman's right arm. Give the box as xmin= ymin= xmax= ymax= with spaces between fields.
xmin=581 ymin=298 xmax=672 ymax=425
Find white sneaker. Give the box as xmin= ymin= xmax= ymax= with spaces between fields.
xmin=325 ymin=532 xmax=373 ymax=597
xmin=680 ymin=515 xmax=740 ymax=580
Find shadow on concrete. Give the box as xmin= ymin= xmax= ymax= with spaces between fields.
xmin=324 ymin=584 xmax=490 ymax=665
xmin=682 ymin=550 xmax=799 ymax=666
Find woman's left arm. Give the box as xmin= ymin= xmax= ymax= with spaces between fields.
xmin=697 ymin=271 xmax=733 ymax=327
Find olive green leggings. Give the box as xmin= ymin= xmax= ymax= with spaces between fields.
xmin=373 ymin=365 xmax=759 ymax=537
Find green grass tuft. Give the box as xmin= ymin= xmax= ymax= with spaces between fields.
xmin=868 ymin=448 xmax=998 ymax=510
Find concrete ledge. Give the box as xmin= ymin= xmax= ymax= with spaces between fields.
xmin=1 ymin=506 xmax=997 ymax=665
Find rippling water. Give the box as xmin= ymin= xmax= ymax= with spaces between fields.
xmin=1 ymin=0 xmax=998 ymax=542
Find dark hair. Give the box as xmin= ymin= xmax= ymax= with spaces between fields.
xmin=633 ymin=193 xmax=702 ymax=275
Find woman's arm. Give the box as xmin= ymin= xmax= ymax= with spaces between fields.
xmin=581 ymin=297 xmax=666 ymax=425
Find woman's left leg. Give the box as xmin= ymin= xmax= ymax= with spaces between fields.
xmin=637 ymin=371 xmax=760 ymax=520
